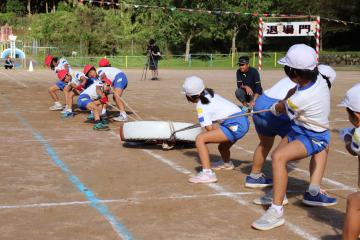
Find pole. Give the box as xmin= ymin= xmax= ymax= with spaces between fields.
xmin=274 ymin=52 xmax=277 ymax=68
xmin=125 ymin=55 xmax=128 ymax=69
xmin=210 ymin=54 xmax=213 ymax=67
xmin=188 ymin=54 xmax=192 ymax=68
xmin=231 ymin=51 xmax=234 ymax=68
xmin=258 ymin=17 xmax=263 ymax=71
xmin=315 ymin=16 xmax=320 ymax=63
xmin=252 ymin=52 xmax=255 ymax=67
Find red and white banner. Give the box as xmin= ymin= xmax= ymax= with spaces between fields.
xmin=263 ymin=21 xmax=317 ymax=37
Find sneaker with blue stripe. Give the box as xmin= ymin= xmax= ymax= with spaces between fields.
xmin=245 ymin=174 xmax=273 ymax=188
xmin=302 ymin=191 xmax=337 ymax=207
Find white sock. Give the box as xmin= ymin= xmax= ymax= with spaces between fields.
xmin=202 ymin=169 xmax=213 ymax=174
xmin=270 ymin=203 xmax=283 ymax=216
xmin=308 ymin=184 xmax=320 ymax=196
xmin=250 ymin=172 xmax=263 ymax=179
xmin=66 ymin=108 xmax=72 ymax=113
xmin=101 ymin=109 xmax=107 ymax=115
xmin=120 ymin=111 xmax=127 ymax=117
xmin=55 ymin=101 xmax=61 ymax=106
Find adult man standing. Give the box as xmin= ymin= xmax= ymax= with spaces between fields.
xmin=235 ymin=56 xmax=263 ymax=109
xmin=146 ymin=39 xmax=161 ymax=80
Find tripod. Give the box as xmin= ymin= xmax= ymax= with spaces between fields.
xmin=140 ymin=50 xmax=151 ymax=81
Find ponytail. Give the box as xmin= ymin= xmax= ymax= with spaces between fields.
xmin=199 ymin=88 xmax=214 ymax=104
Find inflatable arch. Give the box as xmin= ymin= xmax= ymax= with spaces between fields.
xmin=1 ymin=48 xmax=26 ymax=59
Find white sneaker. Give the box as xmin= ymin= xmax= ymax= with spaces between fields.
xmin=49 ymin=103 xmax=63 ymax=111
xmin=252 ymin=207 xmax=285 ymax=231
xmin=188 ymin=171 xmax=217 ymax=183
xmin=60 ymin=106 xmax=69 ymax=114
xmin=112 ymin=115 xmax=128 ymax=122
xmin=253 ymin=190 xmax=289 ymax=205
xmin=212 ymin=160 xmax=235 ymax=170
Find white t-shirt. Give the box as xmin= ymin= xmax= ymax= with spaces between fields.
xmin=70 ymin=71 xmax=86 ymax=86
xmin=97 ymin=67 xmax=123 ymax=83
xmin=196 ymin=93 xmax=241 ymax=127
xmin=285 ymin=75 xmax=330 ymax=132
xmin=54 ymin=57 xmax=72 ymax=73
xmin=264 ymin=77 xmax=296 ymax=100
xmin=81 ymin=81 xmax=103 ymax=100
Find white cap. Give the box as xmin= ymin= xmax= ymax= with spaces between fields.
xmin=182 ymin=76 xmax=205 ymax=96
xmin=318 ymin=64 xmax=336 ymax=84
xmin=278 ymin=44 xmax=317 ymax=70
xmin=338 ymin=83 xmax=360 ymax=112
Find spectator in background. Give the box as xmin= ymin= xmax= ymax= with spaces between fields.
xmin=235 ymin=56 xmax=262 ymax=110
xmin=147 ymin=39 xmax=161 ymax=80
xmin=4 ymin=55 xmax=14 ymax=69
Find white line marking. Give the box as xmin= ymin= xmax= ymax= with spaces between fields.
xmin=234 ymin=145 xmax=358 ymax=192
xmin=0 ymin=192 xmax=260 ymax=210
xmin=0 ymin=136 xmax=118 ymax=143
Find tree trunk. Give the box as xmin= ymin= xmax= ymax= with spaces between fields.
xmin=185 ymin=34 xmax=193 ymax=62
xmin=52 ymin=0 xmax=56 ymax=13
xmin=46 ymin=1 xmax=48 ymax=14
xmin=27 ymin=0 xmax=31 ymax=16
xmin=231 ymin=26 xmax=239 ymax=55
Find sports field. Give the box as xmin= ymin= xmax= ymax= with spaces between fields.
xmin=0 ymin=69 xmax=359 ymax=240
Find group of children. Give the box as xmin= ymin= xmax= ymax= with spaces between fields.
xmin=45 ymin=55 xmax=129 ymax=130
xmin=43 ymin=45 xmax=359 ymax=237
xmin=182 ymin=44 xmax=359 ymax=237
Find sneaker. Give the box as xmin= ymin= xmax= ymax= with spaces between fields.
xmin=112 ymin=115 xmax=128 ymax=122
xmin=245 ymin=174 xmax=273 ymax=188
xmin=101 ymin=118 xmax=109 ymax=125
xmin=253 ymin=191 xmax=289 ymax=205
xmin=61 ymin=111 xmax=74 ymax=118
xmin=93 ymin=122 xmax=109 ymax=131
xmin=252 ymin=207 xmax=285 ymax=231
xmin=60 ymin=106 xmax=69 ymax=114
xmin=49 ymin=103 xmax=63 ymax=111
xmin=188 ymin=171 xmax=217 ymax=184
xmin=87 ymin=112 xmax=95 ymax=120
xmin=302 ymin=191 xmax=337 ymax=207
xmin=212 ymin=160 xmax=235 ymax=170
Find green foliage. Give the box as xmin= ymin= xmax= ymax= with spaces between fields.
xmin=6 ymin=0 xmax=27 ymax=14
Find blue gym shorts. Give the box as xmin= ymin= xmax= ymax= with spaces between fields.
xmin=252 ymin=94 xmax=291 ymax=138
xmin=112 ymin=72 xmax=128 ymax=90
xmin=287 ymin=123 xmax=330 ymax=156
xmin=56 ymin=80 xmax=66 ymax=91
xmin=77 ymin=94 xmax=93 ymax=110
xmin=220 ymin=111 xmax=250 ymax=143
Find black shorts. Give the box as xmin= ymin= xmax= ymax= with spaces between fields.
xmin=149 ymin=58 xmax=158 ymax=70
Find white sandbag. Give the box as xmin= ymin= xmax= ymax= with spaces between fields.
xmin=120 ymin=121 xmax=202 ymax=142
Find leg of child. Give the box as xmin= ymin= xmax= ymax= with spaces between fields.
xmin=63 ymin=85 xmax=70 ymax=108
xmin=218 ymin=141 xmax=234 ymax=163
xmin=343 ymin=192 xmax=360 ymax=240
xmin=271 ymin=137 xmax=308 ymax=206
xmin=67 ymin=90 xmax=75 ymax=112
xmin=309 ymin=148 xmax=328 ymax=190
xmin=251 ymin=135 xmax=275 ymax=174
xmin=48 ymin=85 xmax=60 ymax=102
xmin=196 ymin=128 xmax=231 ymax=169
xmin=113 ymin=88 xmax=126 ymax=114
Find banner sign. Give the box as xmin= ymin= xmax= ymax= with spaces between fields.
xmin=263 ymin=21 xmax=317 ymax=37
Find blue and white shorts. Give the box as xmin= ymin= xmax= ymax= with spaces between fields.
xmin=252 ymin=94 xmax=291 ymax=138
xmin=77 ymin=94 xmax=93 ymax=110
xmin=112 ymin=72 xmax=128 ymax=90
xmin=220 ymin=111 xmax=250 ymax=143
xmin=287 ymin=124 xmax=330 ymax=156
xmin=55 ymin=80 xmax=66 ymax=91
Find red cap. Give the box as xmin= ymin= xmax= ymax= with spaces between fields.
xmin=83 ymin=64 xmax=95 ymax=75
xmin=57 ymin=70 xmax=68 ymax=80
xmin=98 ymin=58 xmax=110 ymax=67
xmin=44 ymin=55 xmax=53 ymax=66
xmin=102 ymin=78 xmax=112 ymax=86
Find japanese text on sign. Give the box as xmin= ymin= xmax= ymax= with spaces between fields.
xmin=263 ymin=21 xmax=317 ymax=37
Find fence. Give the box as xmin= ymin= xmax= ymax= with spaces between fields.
xmin=13 ymin=52 xmax=360 ymax=70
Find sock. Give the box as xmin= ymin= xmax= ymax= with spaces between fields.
xmin=202 ymin=169 xmax=213 ymax=174
xmin=90 ymin=111 xmax=94 ymax=115
xmin=101 ymin=109 xmax=107 ymax=115
xmin=120 ymin=111 xmax=127 ymax=117
xmin=66 ymin=108 xmax=72 ymax=113
xmin=250 ymin=172 xmax=263 ymax=179
xmin=270 ymin=203 xmax=283 ymax=215
xmin=55 ymin=101 xmax=61 ymax=106
xmin=308 ymin=184 xmax=320 ymax=196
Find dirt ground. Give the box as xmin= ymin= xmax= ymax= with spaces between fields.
xmin=0 ymin=68 xmax=359 ymax=240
